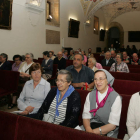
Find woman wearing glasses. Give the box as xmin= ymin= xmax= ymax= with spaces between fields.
xmin=109 ymin=54 xmax=129 ymax=73
xmin=17 ymin=63 xmax=50 ymax=115
xmin=82 ymin=69 xmax=122 ymax=138
xmin=28 ymin=69 xmax=81 ymax=128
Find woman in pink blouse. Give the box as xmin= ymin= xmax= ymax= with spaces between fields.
xmin=81 ymin=50 xmax=87 ymax=66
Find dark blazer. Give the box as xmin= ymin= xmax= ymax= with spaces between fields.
xmin=53 ymin=57 xmax=66 ymax=70
xmin=41 ymin=59 xmax=53 ymax=75
xmin=0 ymin=61 xmax=12 ymax=70
xmin=101 ymin=59 xmax=115 ymax=67
xmin=27 ymin=87 xmax=81 ymax=128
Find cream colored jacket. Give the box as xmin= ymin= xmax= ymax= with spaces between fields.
xmin=124 ymin=92 xmax=140 ymax=139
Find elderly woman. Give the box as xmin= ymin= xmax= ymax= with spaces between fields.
xmin=12 ymin=55 xmax=22 ymax=71
xmin=82 ymin=69 xmax=122 ymax=138
xmin=28 ymin=70 xmax=81 ymax=128
xmin=123 ymin=92 xmax=140 ymax=140
xmin=18 ymin=63 xmax=50 ymax=115
xmin=89 ymin=54 xmax=103 ymax=69
xmin=18 ymin=53 xmax=34 ymax=79
xmin=88 ymin=58 xmax=98 ymax=72
xmin=110 ymin=54 xmax=129 ymax=73
xmin=81 ymin=50 xmax=87 ymax=66
xmin=68 ymin=50 xmax=75 ymax=60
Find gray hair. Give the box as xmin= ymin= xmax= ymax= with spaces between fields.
xmin=25 ymin=53 xmax=34 ymax=60
xmin=74 ymin=53 xmax=84 ymax=60
xmin=89 ymin=57 xmax=96 ymax=65
xmin=105 ymin=51 xmax=111 ymax=55
xmin=0 ymin=53 xmax=8 ymax=60
xmin=116 ymin=53 xmax=122 ymax=59
xmin=58 ymin=70 xmax=73 ymax=83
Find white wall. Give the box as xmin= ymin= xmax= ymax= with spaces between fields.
xmin=113 ymin=11 xmax=140 ymax=50
xmin=0 ymin=0 xmax=106 ymax=60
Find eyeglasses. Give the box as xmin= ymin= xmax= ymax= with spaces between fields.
xmin=55 ymin=79 xmax=67 ymax=84
xmin=32 ymin=71 xmax=41 ymax=75
xmin=94 ymin=77 xmax=106 ymax=82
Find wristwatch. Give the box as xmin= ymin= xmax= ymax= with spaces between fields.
xmin=99 ymin=127 xmax=102 ymax=135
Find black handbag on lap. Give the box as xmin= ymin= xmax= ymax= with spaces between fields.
xmin=90 ymin=122 xmax=105 ymax=129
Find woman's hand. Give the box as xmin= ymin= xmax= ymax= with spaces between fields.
xmin=25 ymin=106 xmax=34 ymax=113
xmin=20 ymin=110 xmax=29 ymax=115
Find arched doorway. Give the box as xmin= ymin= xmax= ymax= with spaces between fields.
xmin=107 ymin=22 xmax=124 ymax=50
xmin=108 ymin=27 xmax=120 ymax=50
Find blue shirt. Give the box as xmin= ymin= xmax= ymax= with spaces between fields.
xmin=17 ymin=78 xmax=51 ymax=114
xmin=66 ymin=65 xmax=94 ymax=88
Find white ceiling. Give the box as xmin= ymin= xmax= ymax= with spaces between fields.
xmin=80 ymin=0 xmax=140 ymax=24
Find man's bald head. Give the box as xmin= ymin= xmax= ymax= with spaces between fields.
xmin=57 ymin=51 xmax=63 ymax=59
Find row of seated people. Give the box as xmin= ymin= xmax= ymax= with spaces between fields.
xmin=1 ymin=52 xmax=140 ymax=109
xmin=6 ymin=62 xmax=138 ymax=140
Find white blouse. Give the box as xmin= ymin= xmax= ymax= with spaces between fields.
xmin=19 ymin=62 xmax=34 ymax=74
xmin=82 ymin=88 xmax=122 ymax=126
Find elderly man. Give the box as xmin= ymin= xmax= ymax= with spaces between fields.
xmin=131 ymin=53 xmax=140 ymax=65
xmin=66 ymin=54 xmax=94 ymax=89
xmin=111 ymin=50 xmax=116 ymax=61
xmin=122 ymin=51 xmax=130 ymax=64
xmin=0 ymin=53 xmax=12 ymax=70
xmin=101 ymin=51 xmax=115 ymax=67
xmin=53 ymin=51 xmax=66 ymax=70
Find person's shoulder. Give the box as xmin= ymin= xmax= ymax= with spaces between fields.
xmin=66 ymin=65 xmax=73 ymax=70
xmin=24 ymin=79 xmax=33 ymax=86
xmin=41 ymin=78 xmax=50 ymax=85
xmin=111 ymin=62 xmax=115 ymax=66
xmin=131 ymin=92 xmax=140 ymax=100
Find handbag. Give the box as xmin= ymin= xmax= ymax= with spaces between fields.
xmin=90 ymin=122 xmax=105 ymax=129
xmin=19 ymin=66 xmax=32 ymax=83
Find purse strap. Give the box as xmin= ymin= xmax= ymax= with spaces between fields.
xmin=25 ymin=63 xmax=33 ymax=73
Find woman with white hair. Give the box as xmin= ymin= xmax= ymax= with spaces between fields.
xmin=88 ymin=58 xmax=98 ymax=72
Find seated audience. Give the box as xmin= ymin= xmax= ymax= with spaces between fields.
xmin=111 ymin=50 xmax=116 ymax=62
xmin=68 ymin=50 xmax=75 ymax=60
xmin=131 ymin=53 xmax=140 ymax=65
xmin=49 ymin=51 xmax=55 ymax=60
xmin=122 ymin=51 xmax=130 ymax=64
xmin=101 ymin=51 xmax=115 ymax=67
xmin=86 ymin=48 xmax=92 ymax=58
xmin=18 ymin=63 xmax=50 ymax=115
xmin=42 ymin=51 xmax=53 ymax=80
xmin=109 ymin=44 xmax=116 ymax=52
xmin=0 ymin=53 xmax=12 ymax=70
xmin=100 ymin=50 xmax=105 ymax=56
xmin=125 ymin=92 xmax=140 ymax=139
xmin=110 ymin=54 xmax=129 ymax=73
xmin=66 ymin=54 xmax=94 ymax=89
xmin=27 ymin=70 xmax=81 ymax=128
xmin=81 ymin=50 xmax=87 ymax=66
xmin=12 ymin=55 xmax=22 ymax=71
xmin=54 ymin=51 xmax=66 ymax=70
xmin=63 ymin=50 xmax=68 ymax=60
xmin=82 ymin=69 xmax=122 ymax=138
xmin=88 ymin=58 xmax=98 ymax=72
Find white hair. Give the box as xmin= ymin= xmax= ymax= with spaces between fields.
xmin=89 ymin=57 xmax=96 ymax=64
